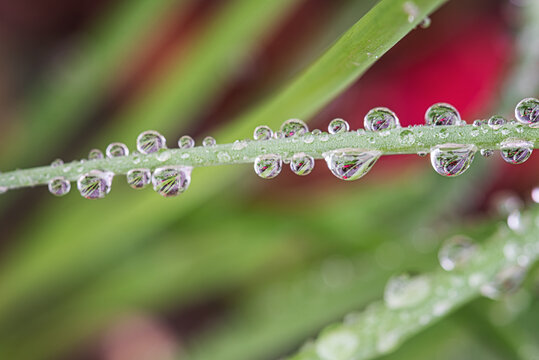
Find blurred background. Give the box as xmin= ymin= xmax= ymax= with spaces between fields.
xmin=0 ymin=0 xmax=538 ymax=359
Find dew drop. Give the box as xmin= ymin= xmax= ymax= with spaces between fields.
xmin=315 ymin=330 xmax=359 ymax=360
xmin=303 ymin=134 xmax=314 ymax=144
xmin=48 ymin=177 xmax=71 ymax=196
xmin=507 ymin=210 xmax=524 ymax=232
xmin=320 ymin=132 xmax=329 ymax=142
xmin=438 ymin=235 xmax=477 ymax=271
xmin=217 ymin=151 xmax=231 ymax=162
xmin=364 ymin=107 xmax=400 ymax=131
xmin=328 ymin=118 xmax=350 ymax=134
xmin=280 ymin=119 xmax=308 ymax=138
xmin=202 ymin=136 xmax=216 ymax=147
xmin=487 ymin=115 xmax=507 ymax=130
xmin=126 ymin=168 xmax=151 ymax=189
xmin=500 ymin=139 xmax=533 ymax=164
xmin=152 ymin=166 xmax=191 ymax=197
xmin=178 ymin=135 xmax=195 ymax=149
xmin=106 ymin=142 xmax=129 ymax=158
xmin=0 ymin=186 xmax=7 ymax=194
xmin=51 ymin=158 xmax=64 ymax=167
xmin=253 ymin=125 xmax=273 ymax=140
xmin=425 ymin=103 xmax=461 ymax=126
xmin=419 ymin=16 xmax=431 ymax=28
xmin=136 ymin=130 xmax=166 ymax=154
xmin=473 ymin=120 xmax=483 ymax=127
xmin=403 ymin=1 xmax=419 ymax=23
xmin=480 ymin=265 xmax=528 ymax=299
xmin=417 ymin=151 xmax=427 ymax=157
xmin=514 ymin=97 xmax=539 ymax=125
xmin=88 ymin=148 xmax=104 ymax=160
xmin=384 ymin=273 xmax=430 ymax=309
xmin=273 ymin=131 xmax=284 ymax=139
xmin=254 ymin=154 xmax=282 ymax=179
xmin=290 ymin=153 xmax=315 ymax=176
xmin=480 ymin=149 xmax=493 ymax=158
xmin=312 ymin=129 xmax=322 ymax=135
xmin=532 ymin=187 xmax=539 ymax=203
xmin=430 ymin=144 xmax=475 ymax=177
xmin=399 ymin=129 xmax=415 ymax=145
xmin=77 ymin=170 xmax=112 ymax=199
xmin=324 ymin=149 xmax=380 ymax=181
xmin=232 ymin=140 xmax=248 ymax=150
xmin=156 ymin=150 xmax=171 ymax=162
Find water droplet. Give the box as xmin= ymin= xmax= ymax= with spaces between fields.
xmin=328 ymin=118 xmax=350 ymax=134
xmin=532 ymin=187 xmax=539 ymax=203
xmin=48 ymin=177 xmax=71 ymax=196
xmin=254 ymin=154 xmax=282 ymax=179
xmin=324 ymin=149 xmax=380 ymax=181
xmin=126 ymin=168 xmax=151 ymax=189
xmin=480 ymin=265 xmax=527 ymax=299
xmin=77 ymin=170 xmax=112 ymax=199
xmin=152 ymin=166 xmax=191 ymax=197
xmin=273 ymin=131 xmax=284 ymax=139
xmin=438 ymin=235 xmax=477 ymax=271
xmin=514 ymin=97 xmax=539 ymax=125
xmin=232 ymin=140 xmax=248 ymax=151
xmin=253 ymin=125 xmax=273 ymax=140
xmin=487 ymin=115 xmax=507 ymax=130
xmin=290 ymin=153 xmax=314 ymax=176
xmin=202 ymin=136 xmax=216 ymax=147
xmin=106 ymin=142 xmax=129 ymax=158
xmin=425 ymin=103 xmax=461 ymax=126
xmin=320 ymin=132 xmax=329 ymax=142
xmin=430 ymin=144 xmax=475 ymax=177
xmin=156 ymin=150 xmax=171 ymax=162
xmin=178 ymin=135 xmax=195 ymax=149
xmin=88 ymin=149 xmax=104 ymax=160
xmin=403 ymin=1 xmax=419 ymax=23
xmin=51 ymin=158 xmax=64 ymax=167
xmin=280 ymin=119 xmax=308 ymax=138
xmin=384 ymin=273 xmax=430 ymax=309
xmin=315 ymin=330 xmax=359 ymax=360
xmin=500 ymin=139 xmax=533 ymax=164
xmin=0 ymin=186 xmax=7 ymax=194
xmin=480 ymin=149 xmax=493 ymax=157
xmin=419 ymin=16 xmax=431 ymax=28
xmin=399 ymin=129 xmax=415 ymax=145
xmin=376 ymin=331 xmax=400 ymax=354
xmin=217 ymin=151 xmax=231 ymax=162
xmin=136 ymin=130 xmax=166 ymax=154
xmin=417 ymin=151 xmax=427 ymax=157
xmin=507 ymin=210 xmax=523 ymax=232
xmin=312 ymin=129 xmax=322 ymax=135
xmin=473 ymin=120 xmax=483 ymax=127
xmin=303 ymin=134 xmax=314 ymax=144
xmin=364 ymin=107 xmax=400 ymax=131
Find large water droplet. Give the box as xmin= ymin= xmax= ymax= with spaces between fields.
xmin=126 ymin=168 xmax=151 ymax=189
xmin=254 ymin=154 xmax=282 ymax=179
xmin=384 ymin=273 xmax=431 ymax=309
xmin=487 ymin=115 xmax=506 ymax=130
xmin=202 ymin=136 xmax=216 ymax=147
xmin=430 ymin=144 xmax=475 ymax=177
xmin=280 ymin=119 xmax=308 ymax=138
xmin=328 ymin=118 xmax=350 ymax=134
xmin=253 ymin=125 xmax=273 ymax=140
xmin=88 ymin=149 xmax=104 ymax=160
xmin=425 ymin=103 xmax=461 ymax=126
xmin=500 ymin=139 xmax=533 ymax=164
xmin=178 ymin=135 xmax=195 ymax=149
xmin=77 ymin=170 xmax=112 ymax=199
xmin=51 ymin=158 xmax=64 ymax=167
xmin=106 ymin=142 xmax=129 ymax=158
xmin=290 ymin=153 xmax=314 ymax=176
xmin=364 ymin=108 xmax=400 ymax=131
xmin=136 ymin=130 xmax=166 ymax=154
xmin=480 ymin=265 xmax=527 ymax=299
xmin=152 ymin=166 xmax=191 ymax=197
xmin=324 ymin=149 xmax=380 ymax=181
xmin=514 ymin=97 xmax=539 ymax=125
xmin=48 ymin=177 xmax=71 ymax=196
xmin=438 ymin=235 xmax=477 ymax=271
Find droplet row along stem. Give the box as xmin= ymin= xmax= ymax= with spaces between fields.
xmin=0 ymin=122 xmax=538 ymax=190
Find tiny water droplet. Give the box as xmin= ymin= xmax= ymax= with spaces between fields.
xmin=417 ymin=151 xmax=427 ymax=157
xmin=280 ymin=119 xmax=308 ymax=138
xmin=303 ymin=134 xmax=314 ymax=144
xmin=514 ymin=97 xmax=539 ymax=125
xmin=384 ymin=273 xmax=430 ymax=309
xmin=77 ymin=170 xmax=112 ymax=199
xmin=315 ymin=330 xmax=358 ymax=360
xmin=106 ymin=142 xmax=129 ymax=158
xmin=178 ymin=135 xmax=195 ymax=149
xmin=403 ymin=1 xmax=419 ymax=23
xmin=152 ymin=166 xmax=191 ymax=197
xmin=324 ymin=149 xmax=380 ymax=181
xmin=312 ymin=129 xmax=322 ymax=135
xmin=126 ymin=168 xmax=151 ymax=189
xmin=487 ymin=115 xmax=507 ymax=130
xmin=202 ymin=136 xmax=216 ymax=147
xmin=507 ymin=210 xmax=524 ymax=232
xmin=320 ymin=132 xmax=329 ymax=142
xmin=51 ymin=158 xmax=64 ymax=167
xmin=425 ymin=103 xmax=461 ymax=126
xmin=48 ymin=177 xmax=71 ymax=196
xmin=480 ymin=265 xmax=527 ymax=299
xmin=419 ymin=16 xmax=431 ymax=28
xmin=88 ymin=149 xmax=104 ymax=160
xmin=328 ymin=118 xmax=350 ymax=134
xmin=136 ymin=130 xmax=166 ymax=154
xmin=254 ymin=154 xmax=282 ymax=179
xmin=232 ymin=140 xmax=248 ymax=150
xmin=399 ymin=129 xmax=415 ymax=145
xmin=430 ymin=144 xmax=476 ymax=177
xmin=156 ymin=150 xmax=171 ymax=162
xmin=470 ymin=128 xmax=480 ymax=137
xmin=0 ymin=186 xmax=7 ymax=194
xmin=438 ymin=235 xmax=477 ymax=271
xmin=480 ymin=149 xmax=494 ymax=157
xmin=364 ymin=107 xmax=400 ymax=131
xmin=500 ymin=139 xmax=533 ymax=164
xmin=217 ymin=151 xmax=231 ymax=162
xmin=290 ymin=153 xmax=314 ymax=176
xmin=473 ymin=120 xmax=483 ymax=127
xmin=273 ymin=131 xmax=284 ymax=139
xmin=532 ymin=187 xmax=539 ymax=203
xmin=253 ymin=125 xmax=273 ymax=140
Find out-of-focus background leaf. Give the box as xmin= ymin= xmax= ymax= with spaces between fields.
xmin=0 ymin=1 xmax=537 ymax=360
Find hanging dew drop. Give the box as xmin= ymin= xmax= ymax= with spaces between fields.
xmin=328 ymin=118 xmax=350 ymax=134
xmin=254 ymin=154 xmax=282 ymax=179
xmin=419 ymin=16 xmax=431 ymax=28
xmin=51 ymin=158 xmax=64 ymax=167
xmin=136 ymin=130 xmax=166 ymax=154
xmin=88 ymin=148 xmax=104 ymax=160
xmin=364 ymin=107 xmax=400 ymax=131
xmin=480 ymin=149 xmax=494 ymax=158
xmin=202 ymin=136 xmax=216 ymax=147
xmin=253 ymin=125 xmax=273 ymax=140
xmin=480 ymin=265 xmax=528 ymax=299
xmin=152 ymin=166 xmax=191 ymax=197
xmin=430 ymin=144 xmax=476 ymax=177
xmin=500 ymin=139 xmax=533 ymax=164
xmin=77 ymin=170 xmax=112 ymax=199
xmin=324 ymin=149 xmax=380 ymax=181
xmin=280 ymin=119 xmax=308 ymax=138
xmin=438 ymin=235 xmax=477 ymax=271
xmin=126 ymin=168 xmax=151 ymax=189
xmin=487 ymin=115 xmax=506 ymax=130
xmin=290 ymin=153 xmax=315 ymax=176
xmin=48 ymin=177 xmax=71 ymax=196
xmin=178 ymin=135 xmax=195 ymax=149
xmin=384 ymin=273 xmax=431 ymax=309
xmin=106 ymin=142 xmax=129 ymax=158
xmin=514 ymin=97 xmax=539 ymax=125
xmin=425 ymin=103 xmax=461 ymax=126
